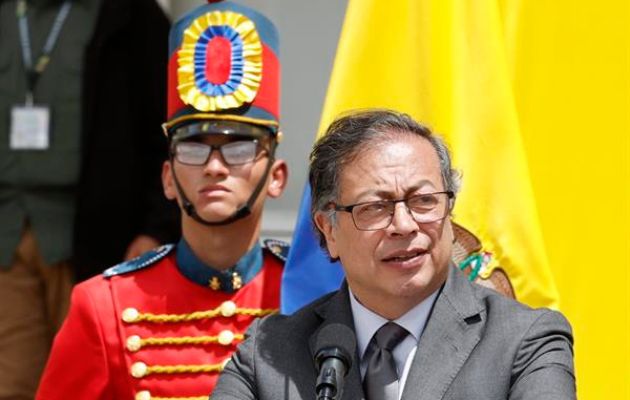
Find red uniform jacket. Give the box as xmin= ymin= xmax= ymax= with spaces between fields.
xmin=36 ymin=243 xmax=285 ymax=400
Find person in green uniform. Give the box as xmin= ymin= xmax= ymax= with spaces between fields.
xmin=0 ymin=0 xmax=177 ymax=397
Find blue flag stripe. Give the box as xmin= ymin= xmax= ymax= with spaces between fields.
xmin=280 ymin=184 xmax=345 ymax=314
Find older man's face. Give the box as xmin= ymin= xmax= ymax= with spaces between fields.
xmin=315 ymin=132 xmax=454 ymax=319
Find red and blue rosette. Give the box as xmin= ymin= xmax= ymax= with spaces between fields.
xmin=165 ymin=1 xmax=280 ymax=132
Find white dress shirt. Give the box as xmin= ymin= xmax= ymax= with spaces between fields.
xmin=349 ymin=288 xmax=439 ymax=400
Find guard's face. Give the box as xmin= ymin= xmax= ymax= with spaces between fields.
xmin=315 ymin=133 xmax=454 ymax=319
xmin=162 ymin=133 xmax=286 ymax=224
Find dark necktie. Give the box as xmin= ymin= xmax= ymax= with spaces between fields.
xmin=363 ymin=322 xmax=409 ymax=400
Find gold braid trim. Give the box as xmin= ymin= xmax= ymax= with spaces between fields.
xmin=145 ymin=363 xmax=225 ymax=376
xmin=130 ymin=307 xmax=277 ymax=324
xmin=138 ymin=334 xmax=244 ymax=350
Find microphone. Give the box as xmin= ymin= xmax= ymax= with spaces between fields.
xmin=314 ymin=324 xmax=356 ymax=400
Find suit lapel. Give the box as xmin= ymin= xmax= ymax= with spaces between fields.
xmin=308 ymin=283 xmax=366 ymax=400
xmin=401 ymin=266 xmax=486 ymax=400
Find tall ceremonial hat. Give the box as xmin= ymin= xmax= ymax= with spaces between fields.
xmin=163 ymin=0 xmax=280 ymax=141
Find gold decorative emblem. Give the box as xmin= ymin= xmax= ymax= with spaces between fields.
xmin=177 ymin=11 xmax=263 ymax=111
xmin=209 ymin=276 xmax=221 ymax=291
xmin=232 ymin=272 xmax=243 ymax=290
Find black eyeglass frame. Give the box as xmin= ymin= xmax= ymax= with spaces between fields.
xmin=170 ymin=139 xmax=271 ymax=167
xmin=332 ymin=190 xmax=455 ymax=231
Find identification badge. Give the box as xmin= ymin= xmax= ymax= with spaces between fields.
xmin=10 ymin=105 xmax=50 ymax=150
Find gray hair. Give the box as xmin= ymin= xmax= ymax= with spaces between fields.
xmin=309 ymin=109 xmax=461 ymax=250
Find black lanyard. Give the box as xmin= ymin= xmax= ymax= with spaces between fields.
xmin=16 ymin=0 xmax=73 ymax=104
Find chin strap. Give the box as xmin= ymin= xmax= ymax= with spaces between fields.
xmin=170 ymin=142 xmax=277 ymax=226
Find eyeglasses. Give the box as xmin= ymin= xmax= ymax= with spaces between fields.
xmin=172 ymin=140 xmax=267 ymax=166
xmin=332 ymin=191 xmax=454 ymax=231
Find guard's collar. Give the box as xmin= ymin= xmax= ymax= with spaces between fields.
xmin=175 ymin=238 xmax=263 ymax=292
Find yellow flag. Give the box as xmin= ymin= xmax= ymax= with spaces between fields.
xmin=320 ymin=0 xmax=558 ymax=308
xmin=317 ymin=1 xmax=629 ymax=398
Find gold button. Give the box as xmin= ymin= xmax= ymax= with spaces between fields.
xmin=220 ymin=301 xmax=237 ymax=317
xmin=122 ymin=308 xmax=139 ymax=323
xmin=126 ymin=335 xmax=142 ymax=352
xmin=218 ymin=330 xmax=235 ymax=346
xmin=135 ymin=390 xmax=151 ymax=400
xmin=131 ymin=361 xmax=147 ymax=378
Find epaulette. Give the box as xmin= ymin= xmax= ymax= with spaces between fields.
xmin=263 ymin=239 xmax=290 ymax=263
xmin=103 ymin=244 xmax=175 ymax=278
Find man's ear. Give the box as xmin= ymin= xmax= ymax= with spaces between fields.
xmin=445 ymin=217 xmax=456 ymax=244
xmin=162 ymin=161 xmax=178 ymax=201
xmin=314 ymin=211 xmax=338 ymax=259
xmin=266 ymin=159 xmax=288 ymax=198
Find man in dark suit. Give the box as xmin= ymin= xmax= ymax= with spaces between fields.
xmin=213 ymin=109 xmax=576 ymax=400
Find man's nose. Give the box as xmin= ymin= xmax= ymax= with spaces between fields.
xmin=387 ymin=202 xmax=419 ymax=236
xmin=203 ymin=149 xmax=230 ymax=177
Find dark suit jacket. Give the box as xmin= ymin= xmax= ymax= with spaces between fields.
xmin=213 ymin=266 xmax=575 ymax=399
xmin=72 ymin=0 xmax=179 ymax=281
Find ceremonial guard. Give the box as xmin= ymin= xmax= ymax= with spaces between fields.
xmin=36 ymin=1 xmax=288 ymax=399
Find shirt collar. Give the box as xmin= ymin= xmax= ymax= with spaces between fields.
xmin=175 ymin=238 xmax=263 ymax=293
xmin=349 ymin=288 xmax=439 ymax=359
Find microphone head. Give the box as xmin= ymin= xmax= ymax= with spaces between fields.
xmin=314 ymin=323 xmax=356 ymax=373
